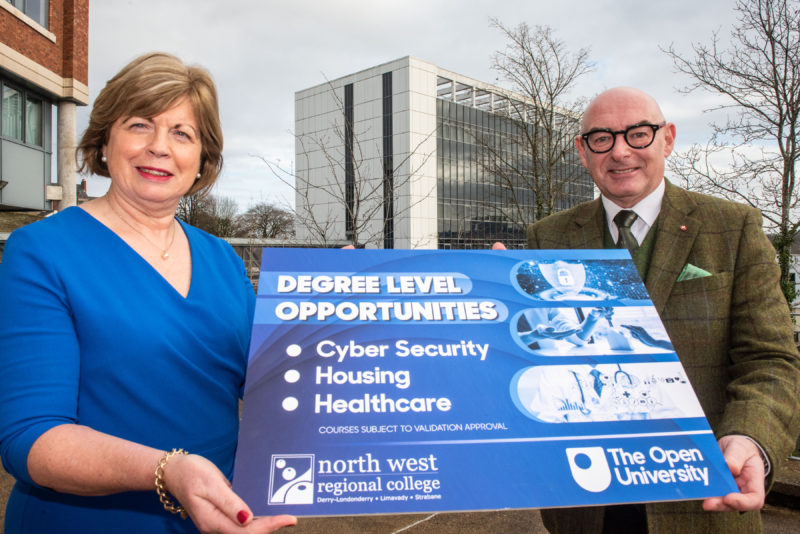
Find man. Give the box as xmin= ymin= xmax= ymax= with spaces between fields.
xmin=527 ymin=87 xmax=800 ymax=533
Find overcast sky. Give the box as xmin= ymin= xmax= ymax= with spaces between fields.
xmin=81 ymin=0 xmax=740 ymax=210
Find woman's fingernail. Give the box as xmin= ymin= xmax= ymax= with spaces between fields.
xmin=237 ymin=510 xmax=250 ymax=524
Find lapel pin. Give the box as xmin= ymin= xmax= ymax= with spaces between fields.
xmin=680 ymin=225 xmax=687 ymax=232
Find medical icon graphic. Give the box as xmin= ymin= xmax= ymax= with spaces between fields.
xmin=510 ymin=363 xmax=704 ymax=423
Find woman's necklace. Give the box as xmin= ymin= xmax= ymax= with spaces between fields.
xmin=110 ymin=204 xmax=177 ymax=260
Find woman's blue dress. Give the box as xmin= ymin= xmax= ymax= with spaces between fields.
xmin=0 ymin=207 xmax=256 ymax=533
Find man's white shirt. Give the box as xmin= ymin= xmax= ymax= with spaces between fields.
xmin=602 ymin=179 xmax=665 ymax=245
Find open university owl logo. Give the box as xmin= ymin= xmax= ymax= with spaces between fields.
xmin=268 ymin=454 xmax=314 ymax=505
xmin=566 ymin=447 xmax=612 ymax=493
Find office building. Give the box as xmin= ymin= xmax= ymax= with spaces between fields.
xmin=295 ymin=56 xmax=593 ymax=249
xmin=1 ymin=0 xmax=88 ymax=211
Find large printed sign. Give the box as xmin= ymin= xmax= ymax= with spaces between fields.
xmin=233 ymin=249 xmax=737 ymax=516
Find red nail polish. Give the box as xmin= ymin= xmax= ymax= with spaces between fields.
xmin=237 ymin=510 xmax=250 ymax=524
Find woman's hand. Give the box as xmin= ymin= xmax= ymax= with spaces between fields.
xmin=28 ymin=425 xmax=295 ymax=533
xmin=163 ymin=453 xmax=296 ymax=533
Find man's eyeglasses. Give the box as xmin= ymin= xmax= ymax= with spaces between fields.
xmin=580 ymin=122 xmax=667 ymax=154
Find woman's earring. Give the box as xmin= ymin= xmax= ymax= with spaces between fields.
xmin=101 ymin=155 xmax=107 ymax=163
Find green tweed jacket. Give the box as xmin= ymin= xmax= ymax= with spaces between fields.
xmin=528 ymin=181 xmax=800 ymax=534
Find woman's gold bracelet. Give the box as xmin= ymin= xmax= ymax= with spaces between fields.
xmin=154 ymin=448 xmax=189 ymax=519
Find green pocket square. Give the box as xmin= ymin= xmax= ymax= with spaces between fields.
xmin=677 ymin=263 xmax=712 ymax=282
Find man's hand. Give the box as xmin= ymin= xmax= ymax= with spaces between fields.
xmin=530 ymin=325 xmax=582 ymax=340
xmin=702 ymin=435 xmax=766 ymax=512
xmin=621 ymin=324 xmax=673 ymax=350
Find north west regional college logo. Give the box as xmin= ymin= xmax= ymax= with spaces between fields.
xmin=566 ymin=447 xmax=612 ymax=492
xmin=268 ymin=454 xmax=315 ymax=505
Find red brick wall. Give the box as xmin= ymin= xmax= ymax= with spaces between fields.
xmin=0 ymin=0 xmax=88 ymax=85
xmin=61 ymin=0 xmax=89 ymax=84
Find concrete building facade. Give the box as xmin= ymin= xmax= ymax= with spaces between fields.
xmin=294 ymin=56 xmax=593 ymax=249
xmin=0 ymin=0 xmax=88 ymax=211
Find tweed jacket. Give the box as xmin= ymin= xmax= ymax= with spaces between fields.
xmin=528 ymin=181 xmax=800 ymax=534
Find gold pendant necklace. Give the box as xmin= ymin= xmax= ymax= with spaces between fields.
xmin=110 ymin=203 xmax=177 ymax=260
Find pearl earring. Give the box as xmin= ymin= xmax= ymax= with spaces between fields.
xmin=196 ymin=172 xmax=201 ymax=179
xmin=101 ymin=155 xmax=107 ymax=162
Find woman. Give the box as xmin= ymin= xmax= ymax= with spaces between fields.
xmin=0 ymin=53 xmax=295 ymax=533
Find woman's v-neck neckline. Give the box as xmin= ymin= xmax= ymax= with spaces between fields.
xmin=76 ymin=206 xmax=195 ymax=300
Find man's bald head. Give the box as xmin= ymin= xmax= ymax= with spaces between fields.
xmin=575 ymin=87 xmax=676 ymax=208
xmin=581 ymin=87 xmax=666 ymax=132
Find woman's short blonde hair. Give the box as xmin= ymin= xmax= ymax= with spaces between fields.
xmin=77 ymin=52 xmax=223 ymax=197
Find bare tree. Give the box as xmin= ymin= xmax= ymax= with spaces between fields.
xmin=176 ymin=194 xmax=241 ymax=237
xmin=663 ymin=0 xmax=800 ymax=305
xmin=482 ymin=19 xmax=594 ymax=230
xmin=211 ymin=196 xmax=240 ymax=237
xmin=176 ymin=193 xmax=203 ymax=227
xmin=240 ymin=202 xmax=295 ymax=239
xmin=262 ymin=83 xmax=436 ymax=249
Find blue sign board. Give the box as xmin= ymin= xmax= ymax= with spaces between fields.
xmin=233 ymin=249 xmax=737 ymax=516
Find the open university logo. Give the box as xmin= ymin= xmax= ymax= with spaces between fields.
xmin=268 ymin=454 xmax=315 ymax=505
xmin=566 ymin=447 xmax=612 ymax=492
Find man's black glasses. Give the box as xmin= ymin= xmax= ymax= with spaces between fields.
xmin=581 ymin=122 xmax=667 ymax=154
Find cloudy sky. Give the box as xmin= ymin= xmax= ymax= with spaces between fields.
xmin=81 ymin=0 xmax=740 ymax=210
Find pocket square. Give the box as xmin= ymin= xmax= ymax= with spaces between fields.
xmin=677 ymin=263 xmax=711 ymax=282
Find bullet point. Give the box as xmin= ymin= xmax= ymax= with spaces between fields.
xmin=284 ymin=369 xmax=300 ymax=383
xmin=282 ymin=397 xmax=299 ymax=411
xmin=286 ymin=344 xmax=302 ymax=357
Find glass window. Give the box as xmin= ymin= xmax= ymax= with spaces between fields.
xmin=25 ymin=94 xmax=42 ymax=146
xmin=436 ymin=97 xmax=594 ymax=249
xmin=1 ymin=82 xmax=47 ymax=147
xmin=7 ymin=0 xmax=48 ymax=27
xmin=27 ymin=0 xmax=47 ymax=26
xmin=2 ymin=84 xmax=23 ymax=141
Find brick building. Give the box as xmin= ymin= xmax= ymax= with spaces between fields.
xmin=0 ymin=0 xmax=88 ymax=210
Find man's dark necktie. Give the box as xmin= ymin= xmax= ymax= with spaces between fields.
xmin=614 ymin=210 xmax=639 ymax=256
